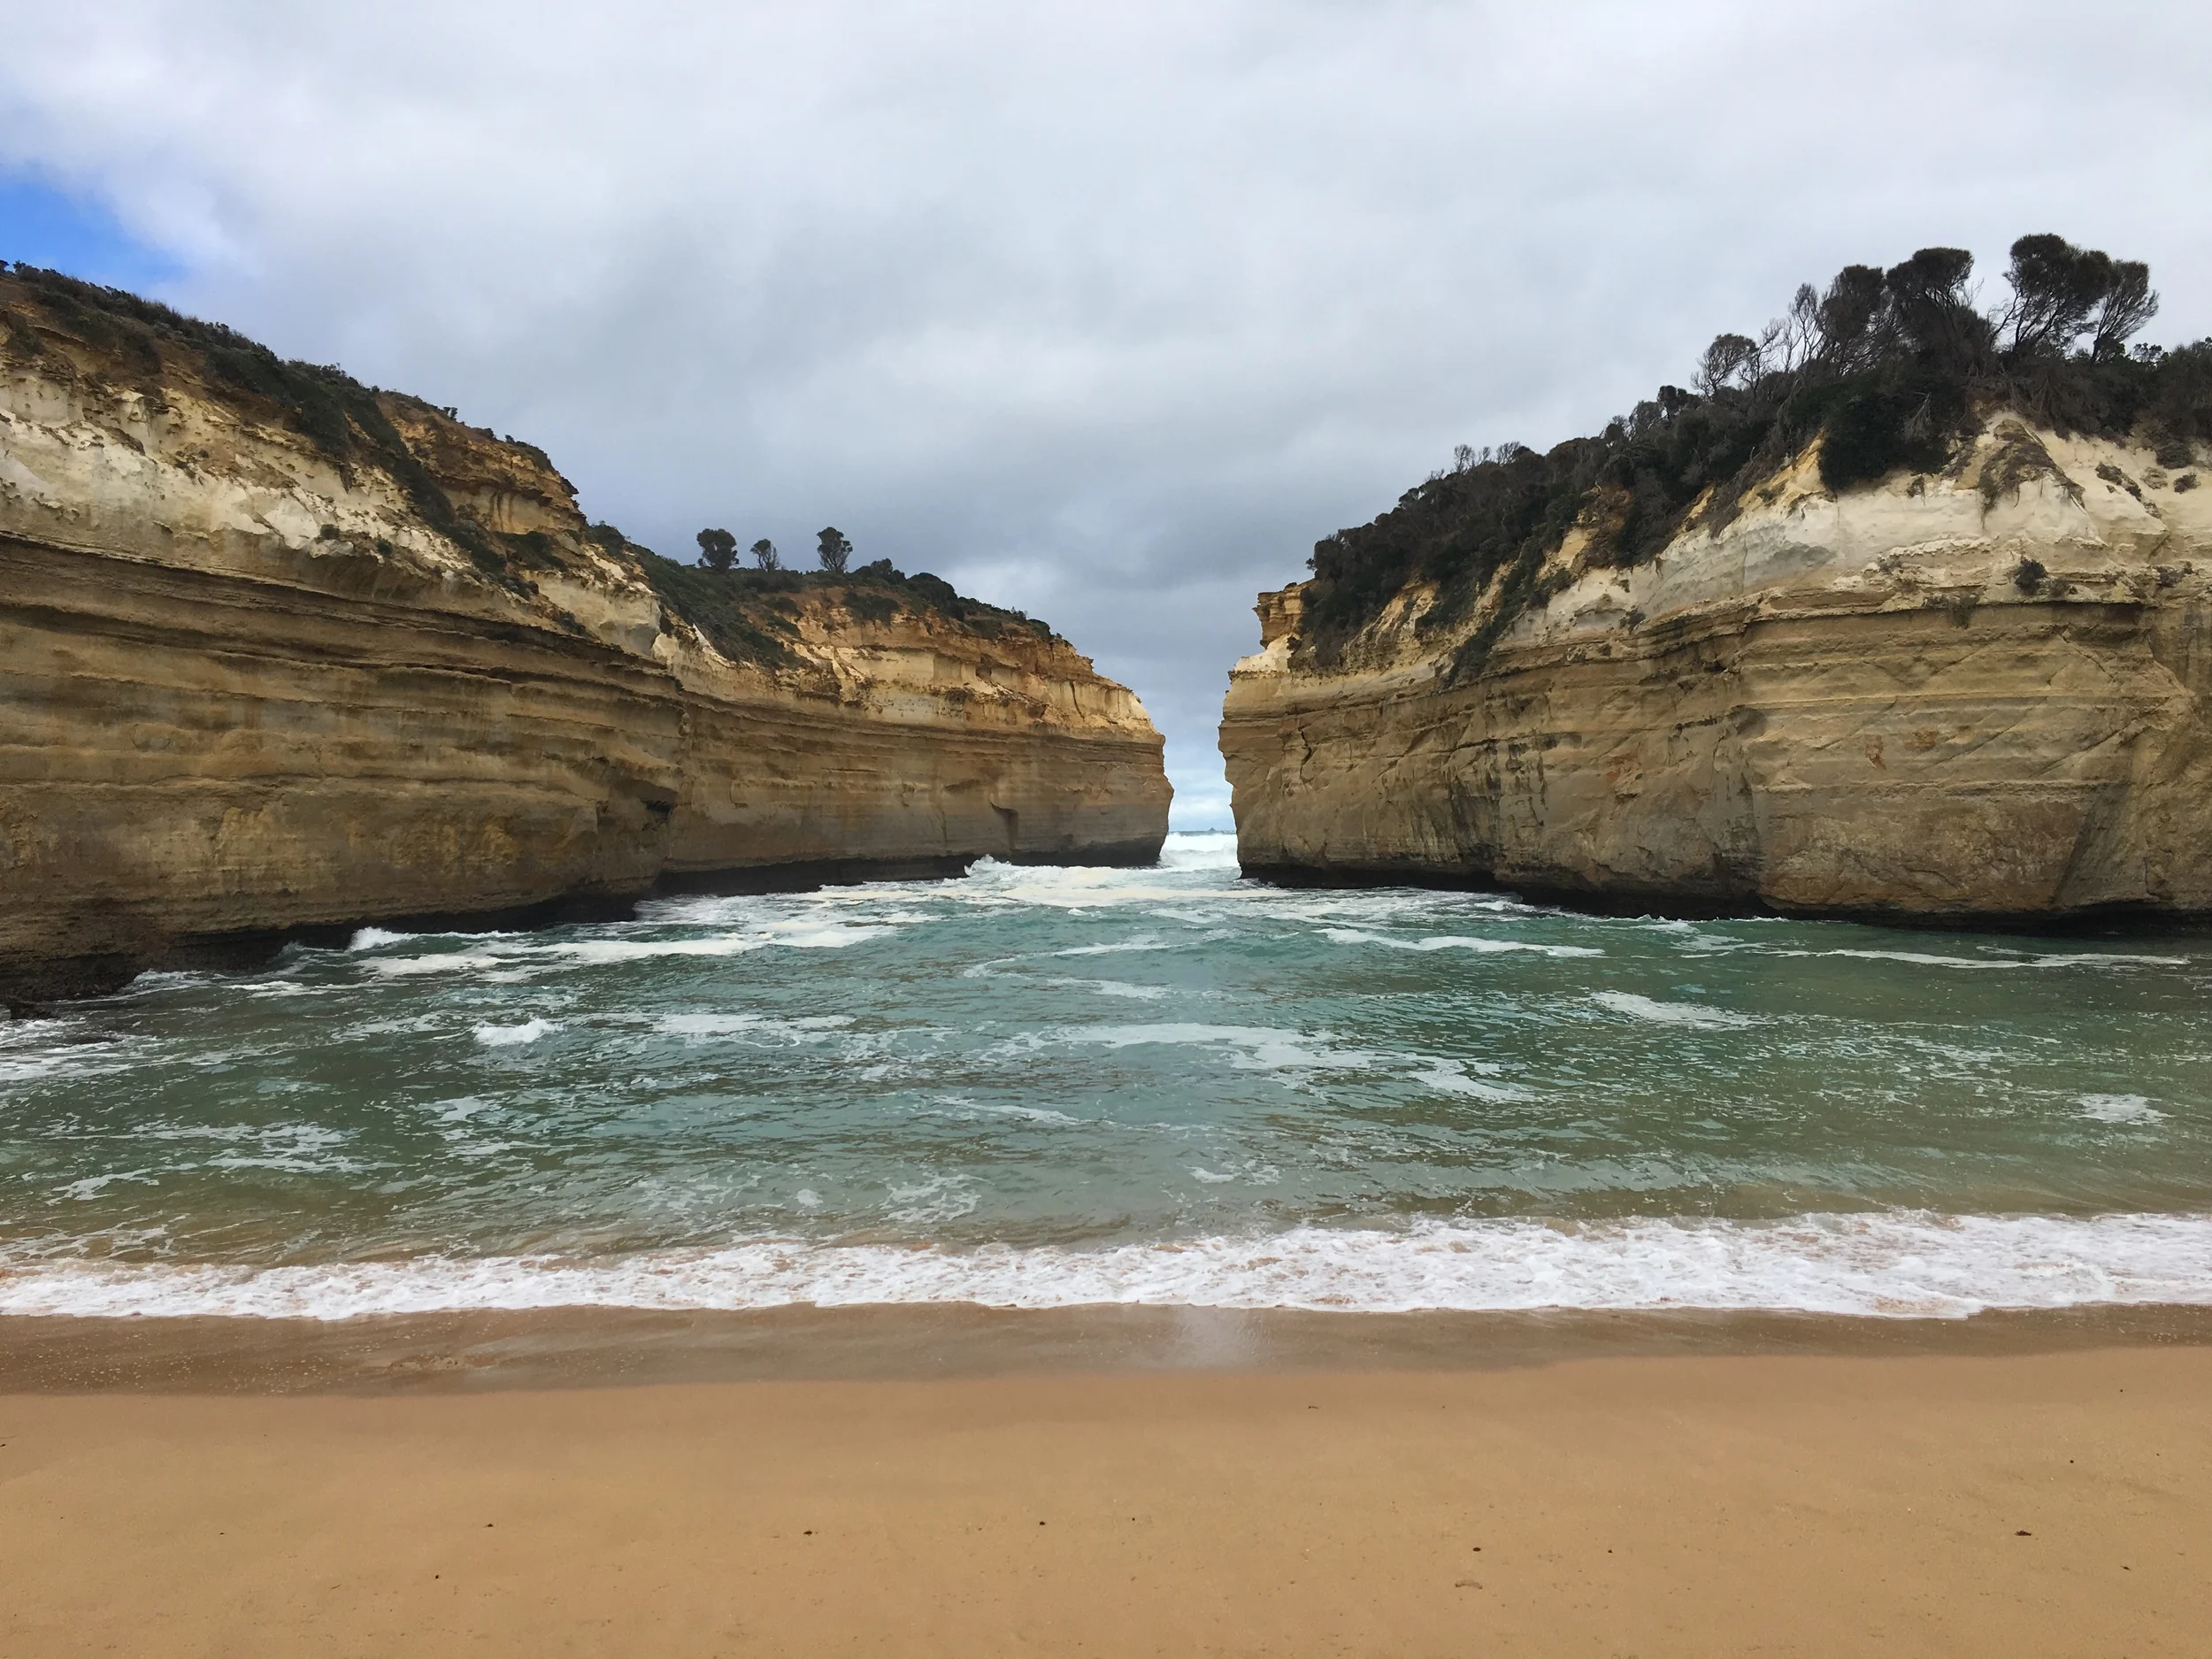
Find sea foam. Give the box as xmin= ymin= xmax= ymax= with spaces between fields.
xmin=1587 ymin=991 xmax=1756 ymax=1029
xmin=473 ymin=1018 xmax=557 ymax=1048
xmin=2079 ymin=1094 xmax=2166 ymax=1125
xmin=4 ymin=1211 xmax=2209 ymax=1321
xmin=1324 ymin=927 xmax=1602 ymax=959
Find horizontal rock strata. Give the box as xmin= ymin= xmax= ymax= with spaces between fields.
xmin=1220 ymin=419 xmax=2212 ymax=920
xmin=0 ymin=272 xmax=1167 ymax=1000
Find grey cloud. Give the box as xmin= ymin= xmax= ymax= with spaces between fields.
xmin=4 ymin=0 xmax=2209 ymax=823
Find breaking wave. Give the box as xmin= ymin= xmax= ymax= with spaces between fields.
xmin=4 ymin=1211 xmax=2208 ymax=1321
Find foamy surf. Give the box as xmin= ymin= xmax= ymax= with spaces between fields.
xmin=10 ymin=835 xmax=2208 ymax=1329
xmin=473 ymin=1018 xmax=558 ymax=1048
xmin=4 ymin=1211 xmax=2210 ymax=1322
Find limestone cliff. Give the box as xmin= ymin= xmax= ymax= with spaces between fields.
xmin=0 ymin=267 xmax=1167 ymax=1000
xmin=1221 ymin=416 xmax=2212 ymax=919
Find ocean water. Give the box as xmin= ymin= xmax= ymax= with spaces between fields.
xmin=3 ymin=832 xmax=2209 ymax=1320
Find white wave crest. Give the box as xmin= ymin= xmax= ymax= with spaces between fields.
xmin=1324 ymin=927 xmax=1602 ymax=959
xmin=656 ymin=1013 xmax=855 ymax=1041
xmin=2026 ymin=952 xmax=2193 ymax=969
xmin=472 ymin=1018 xmax=557 ymax=1048
xmin=1701 ymin=945 xmax=2193 ymax=972
xmin=1411 ymin=1060 xmax=1532 ymax=1102
xmin=359 ymin=921 xmax=893 ymax=979
xmin=1156 ymin=832 xmax=1240 ymax=872
xmin=5 ymin=1212 xmax=2210 ymax=1322
xmin=1044 ymin=976 xmax=1168 ymax=1001
xmin=762 ymin=923 xmax=898 ymax=949
xmin=547 ymin=937 xmax=767 ymax=964
xmin=365 ymin=951 xmax=506 ymax=978
xmin=0 ymin=1021 xmax=146 ymax=1085
xmin=2079 ymin=1094 xmax=2166 ymax=1125
xmin=1052 ymin=933 xmax=1174 ymax=957
xmin=1589 ymin=991 xmax=1756 ymax=1029
xmin=1062 ymin=1023 xmax=1378 ymax=1074
xmin=348 ymin=926 xmax=415 ymax=950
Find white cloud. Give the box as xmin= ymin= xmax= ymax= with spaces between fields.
xmin=4 ymin=0 xmax=2209 ymax=826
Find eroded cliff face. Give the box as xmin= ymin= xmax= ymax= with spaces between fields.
xmin=0 ymin=271 xmax=1167 ymax=999
xmin=1220 ymin=417 xmax=2212 ymax=918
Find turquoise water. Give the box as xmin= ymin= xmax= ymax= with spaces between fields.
xmin=3 ymin=833 xmax=2209 ymax=1317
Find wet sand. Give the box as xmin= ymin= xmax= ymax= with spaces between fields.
xmin=3 ymin=1324 xmax=2208 ymax=1656
xmin=9 ymin=1301 xmax=2212 ymax=1392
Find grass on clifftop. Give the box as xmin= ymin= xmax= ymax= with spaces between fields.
xmin=0 ymin=262 xmax=538 ymax=589
xmin=1298 ymin=234 xmax=2212 ymax=673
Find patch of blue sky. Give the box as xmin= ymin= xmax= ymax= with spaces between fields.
xmin=0 ymin=174 xmax=182 ymax=291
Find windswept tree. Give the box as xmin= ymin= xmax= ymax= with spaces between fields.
xmin=1880 ymin=246 xmax=1989 ymax=372
xmin=695 ymin=527 xmax=737 ymax=571
xmin=1695 ymin=332 xmax=1763 ymax=396
xmin=2000 ymin=233 xmax=2157 ymax=360
xmin=1290 ymin=231 xmax=2204 ymax=671
xmin=1814 ymin=264 xmax=1888 ymax=373
xmin=817 ymin=526 xmax=853 ymax=573
xmin=750 ymin=538 xmax=781 ymax=570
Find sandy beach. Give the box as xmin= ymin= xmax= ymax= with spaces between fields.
xmin=4 ymin=1331 xmax=2208 ymax=1657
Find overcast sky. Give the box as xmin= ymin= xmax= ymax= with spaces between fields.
xmin=4 ymin=2 xmax=2209 ymax=826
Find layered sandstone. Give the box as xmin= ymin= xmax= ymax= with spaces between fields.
xmin=1220 ymin=418 xmax=2212 ymax=918
xmin=0 ymin=270 xmax=1167 ymax=1000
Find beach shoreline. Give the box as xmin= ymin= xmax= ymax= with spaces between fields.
xmin=3 ymin=1334 xmax=2206 ymax=1656
xmin=2 ymin=1299 xmax=2211 ymax=1394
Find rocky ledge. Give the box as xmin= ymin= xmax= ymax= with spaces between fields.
xmin=0 ymin=267 xmax=1168 ymax=1002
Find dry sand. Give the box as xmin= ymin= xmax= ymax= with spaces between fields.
xmin=3 ymin=1340 xmax=2208 ymax=1657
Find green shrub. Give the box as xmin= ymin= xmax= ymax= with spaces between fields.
xmin=1815 ymin=369 xmax=1969 ymax=491
xmin=629 ymin=547 xmax=1055 ymax=664
xmin=1296 ymin=234 xmax=2209 ymax=669
xmin=1 ymin=264 xmax=530 ymax=591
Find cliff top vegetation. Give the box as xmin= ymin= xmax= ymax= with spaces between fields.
xmin=1296 ymin=234 xmax=2212 ymax=672
xmin=0 ymin=262 xmax=1047 ymax=660
xmin=606 ymin=535 xmax=1058 ymax=668
xmin=0 ymin=259 xmax=547 ymax=588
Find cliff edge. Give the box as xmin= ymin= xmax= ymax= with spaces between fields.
xmin=0 ymin=267 xmax=1168 ymax=1001
xmin=1221 ymin=237 xmax=2212 ymax=921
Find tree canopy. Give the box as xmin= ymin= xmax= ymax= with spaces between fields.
xmin=1296 ymin=233 xmax=2204 ymax=673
